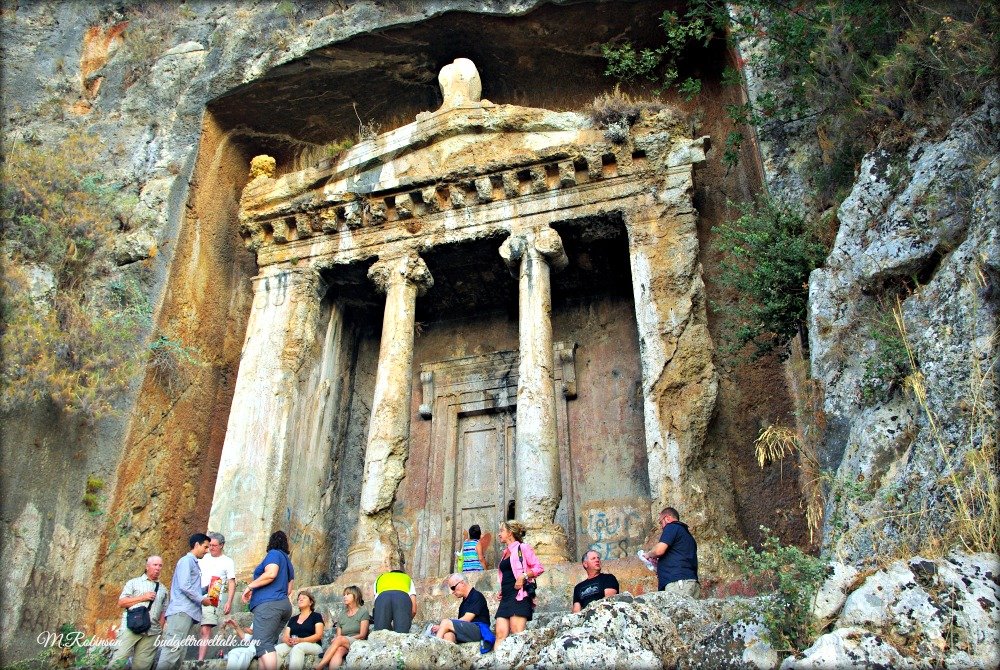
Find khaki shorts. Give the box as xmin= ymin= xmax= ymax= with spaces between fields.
xmin=201 ymin=603 xmax=220 ymax=626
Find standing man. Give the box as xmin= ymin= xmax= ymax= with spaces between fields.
xmin=112 ymin=555 xmax=169 ymax=670
xmin=197 ymin=532 xmax=238 ymax=661
xmin=156 ymin=533 xmax=213 ymax=669
xmin=644 ymin=507 xmax=699 ymax=597
xmin=371 ymin=567 xmax=417 ymax=633
xmin=572 ymin=550 xmax=620 ymax=613
xmin=431 ymin=574 xmax=494 ymax=648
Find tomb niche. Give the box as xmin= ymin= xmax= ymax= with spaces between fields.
xmin=208 ymin=58 xmax=727 ymax=590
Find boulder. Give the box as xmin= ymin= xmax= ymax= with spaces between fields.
xmin=781 ymin=627 xmax=916 ymax=670
xmin=811 ymin=561 xmax=859 ymax=621
xmin=112 ymin=227 xmax=157 ymax=265
xmin=346 ymin=629 xmax=478 ymax=669
xmin=788 ymin=553 xmax=1000 ymax=669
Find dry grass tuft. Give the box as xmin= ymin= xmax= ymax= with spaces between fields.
xmin=586 ymin=86 xmax=664 ymax=144
xmin=895 ymin=297 xmax=998 ymax=555
xmin=755 ymin=425 xmax=827 ymax=544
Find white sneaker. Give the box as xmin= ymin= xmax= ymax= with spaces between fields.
xmin=637 ymin=550 xmax=656 ymax=572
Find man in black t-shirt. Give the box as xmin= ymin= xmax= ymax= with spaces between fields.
xmin=572 ymin=550 xmax=620 ymax=613
xmin=432 ymin=574 xmax=492 ymax=643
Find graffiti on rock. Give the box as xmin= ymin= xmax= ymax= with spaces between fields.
xmin=578 ymin=503 xmax=648 ymax=559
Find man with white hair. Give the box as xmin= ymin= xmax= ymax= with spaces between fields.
xmin=572 ymin=550 xmax=619 ymax=613
xmin=431 ymin=574 xmax=494 ymax=649
xmin=112 ymin=555 xmax=169 ymax=670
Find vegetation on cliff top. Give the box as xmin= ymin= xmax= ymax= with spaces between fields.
xmin=604 ymin=0 xmax=998 ymax=359
xmin=0 ymin=133 xmax=150 ymax=420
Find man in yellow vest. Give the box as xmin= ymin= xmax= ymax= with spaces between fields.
xmin=372 ymin=569 xmax=417 ymax=633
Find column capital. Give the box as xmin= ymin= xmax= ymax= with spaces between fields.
xmin=499 ymin=227 xmax=568 ymax=274
xmin=368 ymin=253 xmax=434 ymax=296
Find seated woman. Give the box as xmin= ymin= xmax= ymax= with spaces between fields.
xmin=222 ymin=619 xmax=254 ymax=670
xmin=274 ymin=591 xmax=324 ymax=670
xmin=314 ymin=586 xmax=370 ymax=670
xmin=461 ymin=525 xmax=488 ymax=573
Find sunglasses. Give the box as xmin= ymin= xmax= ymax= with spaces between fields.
xmin=449 ymin=583 xmax=461 ymax=591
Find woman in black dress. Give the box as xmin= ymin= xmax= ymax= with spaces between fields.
xmin=494 ymin=520 xmax=545 ymax=645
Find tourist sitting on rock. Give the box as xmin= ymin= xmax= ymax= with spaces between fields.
xmin=314 ymin=585 xmax=370 ymax=669
xmin=461 ymin=524 xmax=488 ymax=572
xmin=494 ymin=520 xmax=544 ymax=645
xmin=431 ymin=573 xmax=495 ymax=650
xmin=572 ymin=549 xmax=620 ymax=613
xmin=222 ymin=619 xmax=254 ymax=670
xmin=274 ymin=590 xmax=324 ymax=670
xmin=372 ymin=568 xmax=417 ymax=633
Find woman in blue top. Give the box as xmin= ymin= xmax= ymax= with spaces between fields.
xmin=461 ymin=525 xmax=487 ymax=572
xmin=241 ymin=530 xmax=295 ymax=670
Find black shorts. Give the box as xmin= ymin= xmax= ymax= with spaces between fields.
xmin=451 ymin=620 xmax=483 ymax=642
xmin=495 ymin=595 xmax=533 ymax=621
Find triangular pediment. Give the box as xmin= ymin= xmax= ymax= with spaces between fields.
xmin=236 ymin=61 xmax=707 ymax=267
xmin=240 ymin=100 xmax=599 ymax=222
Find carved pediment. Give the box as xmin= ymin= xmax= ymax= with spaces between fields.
xmin=237 ymin=59 xmax=708 ymax=267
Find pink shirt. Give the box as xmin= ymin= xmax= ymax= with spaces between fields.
xmin=500 ymin=541 xmax=545 ymax=601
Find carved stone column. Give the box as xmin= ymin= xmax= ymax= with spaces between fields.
xmin=345 ymin=253 xmax=433 ymax=575
xmin=208 ymin=268 xmax=323 ymax=568
xmin=500 ymin=227 xmax=570 ymax=563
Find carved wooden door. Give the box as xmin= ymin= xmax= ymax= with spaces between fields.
xmin=454 ymin=410 xmax=514 ymax=570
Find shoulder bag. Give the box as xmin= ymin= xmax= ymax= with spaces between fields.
xmin=125 ymin=582 xmax=159 ymax=634
xmin=515 ymin=545 xmax=538 ymax=601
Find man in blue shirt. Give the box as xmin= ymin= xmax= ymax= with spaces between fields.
xmin=156 ymin=533 xmax=212 ymax=669
xmin=645 ymin=507 xmax=699 ymax=597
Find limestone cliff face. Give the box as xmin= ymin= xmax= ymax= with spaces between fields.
xmin=0 ymin=1 xmax=861 ymax=663
xmin=808 ymin=90 xmax=998 ymax=561
xmin=742 ymin=17 xmax=998 ymax=565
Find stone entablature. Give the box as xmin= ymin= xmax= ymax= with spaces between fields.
xmin=210 ymin=59 xmax=733 ymax=585
xmin=237 ymin=103 xmax=704 ymax=267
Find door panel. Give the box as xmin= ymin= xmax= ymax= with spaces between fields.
xmin=454 ymin=410 xmax=513 ymax=570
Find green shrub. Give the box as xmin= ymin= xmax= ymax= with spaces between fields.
xmin=602 ymin=0 xmax=719 ymax=95
xmin=712 ymin=197 xmax=828 ymax=359
xmin=721 ymin=529 xmax=826 ymax=652
xmin=602 ymin=2 xmax=1000 ymax=200
xmin=1 ymin=133 xmax=151 ymax=420
xmin=860 ymin=313 xmax=913 ymax=404
xmin=324 ymin=137 xmax=355 ymax=158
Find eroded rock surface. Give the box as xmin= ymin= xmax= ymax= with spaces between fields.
xmin=808 ymin=86 xmax=999 ymax=560
xmin=786 ymin=552 xmax=999 ymax=670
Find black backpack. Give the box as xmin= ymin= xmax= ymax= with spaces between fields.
xmin=125 ymin=582 xmax=159 ymax=634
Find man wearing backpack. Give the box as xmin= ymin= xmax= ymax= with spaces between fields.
xmin=112 ymin=555 xmax=169 ymax=670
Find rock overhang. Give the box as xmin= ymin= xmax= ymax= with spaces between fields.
xmin=204 ymin=0 xmax=678 ymax=155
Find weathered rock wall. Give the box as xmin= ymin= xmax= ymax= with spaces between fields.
xmin=738 ymin=10 xmax=998 ymax=561
xmin=0 ymin=2 xmax=807 ymax=662
xmin=808 ymin=89 xmax=999 ymax=560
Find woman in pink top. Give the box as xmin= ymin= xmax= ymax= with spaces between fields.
xmin=494 ymin=520 xmax=545 ymax=645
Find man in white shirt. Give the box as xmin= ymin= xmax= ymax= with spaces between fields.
xmin=196 ymin=531 xmax=238 ymax=661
